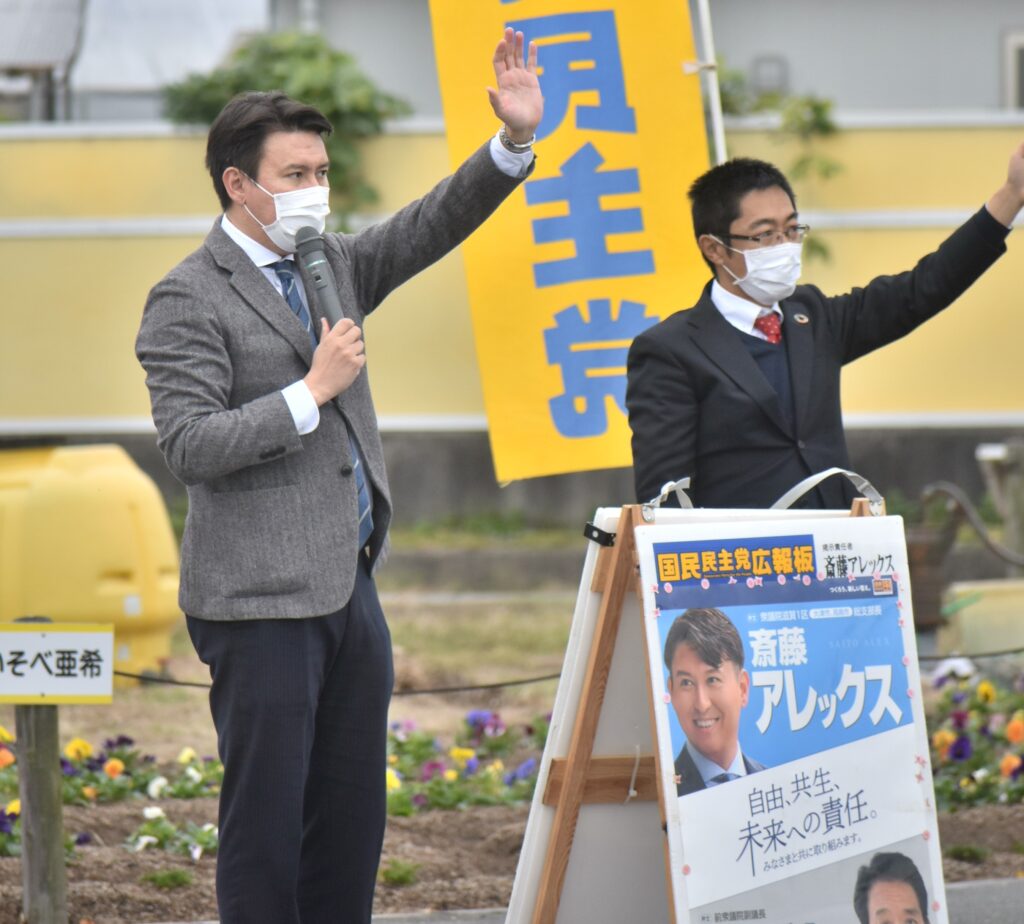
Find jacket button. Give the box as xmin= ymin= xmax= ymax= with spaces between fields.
xmin=797 ymin=440 xmax=806 ymax=449
xmin=341 ymin=463 xmax=353 ymax=476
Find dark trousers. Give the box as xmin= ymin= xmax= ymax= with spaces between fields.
xmin=186 ymin=558 xmax=394 ymax=924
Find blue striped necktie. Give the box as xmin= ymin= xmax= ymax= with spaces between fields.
xmin=271 ymin=260 xmax=317 ymax=350
xmin=270 ymin=260 xmax=375 ymax=551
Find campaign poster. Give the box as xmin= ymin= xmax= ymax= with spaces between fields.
xmin=636 ymin=515 xmax=946 ymax=924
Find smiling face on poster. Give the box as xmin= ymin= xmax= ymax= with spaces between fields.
xmin=636 ymin=514 xmax=947 ymax=924
xmin=663 ymin=606 xmax=757 ymax=793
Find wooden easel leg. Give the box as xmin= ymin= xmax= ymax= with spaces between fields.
xmin=530 ymin=506 xmax=644 ymax=924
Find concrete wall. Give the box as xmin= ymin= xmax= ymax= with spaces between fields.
xmin=12 ymin=426 xmax=1017 ymax=531
xmin=5 ymin=119 xmax=1024 ymax=527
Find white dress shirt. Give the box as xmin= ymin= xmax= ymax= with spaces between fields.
xmin=711 ymin=279 xmax=783 ymax=342
xmin=686 ymin=741 xmax=750 ymax=789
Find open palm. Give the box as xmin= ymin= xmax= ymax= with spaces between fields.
xmin=487 ymin=28 xmax=543 ymax=139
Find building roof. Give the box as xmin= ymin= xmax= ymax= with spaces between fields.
xmin=73 ymin=0 xmax=267 ymax=91
xmin=0 ymin=0 xmax=85 ymax=73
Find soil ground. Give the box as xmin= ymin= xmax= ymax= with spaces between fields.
xmin=1 ymin=602 xmax=1023 ymax=922
xmin=1 ymin=798 xmax=1022 ymax=923
xmin=0 ymin=798 xmax=530 ymax=924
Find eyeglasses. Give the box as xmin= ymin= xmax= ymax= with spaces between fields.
xmin=721 ymin=224 xmax=810 ymax=247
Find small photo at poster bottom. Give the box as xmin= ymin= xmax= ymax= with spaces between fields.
xmin=690 ymin=833 xmax=938 ymax=924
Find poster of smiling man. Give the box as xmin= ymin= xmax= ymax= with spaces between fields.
xmin=636 ymin=514 xmax=946 ymax=923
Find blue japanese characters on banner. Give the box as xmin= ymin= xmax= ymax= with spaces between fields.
xmin=525 ymin=143 xmax=653 ymax=288
xmin=511 ymin=12 xmax=636 ymax=141
xmin=430 ymin=0 xmax=708 ymax=478
xmin=543 ymin=297 xmax=655 ymax=437
xmin=509 ymin=10 xmax=658 ymax=439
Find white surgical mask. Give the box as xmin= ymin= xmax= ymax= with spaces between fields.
xmin=243 ymin=177 xmax=330 ymax=252
xmin=715 ymin=239 xmax=803 ymax=305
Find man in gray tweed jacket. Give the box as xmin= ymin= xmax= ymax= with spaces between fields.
xmin=136 ymin=28 xmax=542 ymax=924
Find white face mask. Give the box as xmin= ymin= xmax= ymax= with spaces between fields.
xmin=715 ymin=239 xmax=803 ymax=305
xmin=243 ymin=177 xmax=330 ymax=252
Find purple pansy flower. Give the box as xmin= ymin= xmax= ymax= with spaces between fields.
xmin=949 ymin=734 xmax=973 ymax=761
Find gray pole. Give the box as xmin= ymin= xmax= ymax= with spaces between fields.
xmin=14 ymin=703 xmax=68 ymax=924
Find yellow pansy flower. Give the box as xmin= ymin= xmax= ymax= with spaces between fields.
xmin=484 ymin=760 xmax=505 ymax=778
xmin=976 ymin=680 xmax=996 ymax=703
xmin=449 ymin=746 xmax=475 ymax=768
xmin=931 ymin=728 xmax=956 ymax=760
xmin=64 ymin=737 xmax=93 ymax=761
xmin=4 ymin=798 xmax=19 ymax=816
xmin=385 ymin=768 xmax=402 ymax=792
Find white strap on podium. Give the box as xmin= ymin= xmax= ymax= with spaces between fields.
xmin=642 ymin=477 xmax=694 ymax=520
xmin=770 ymin=467 xmax=885 ymax=514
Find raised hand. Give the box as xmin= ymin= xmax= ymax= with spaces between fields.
xmin=986 ymin=140 xmax=1024 ymax=228
xmin=487 ymin=27 xmax=543 ymax=143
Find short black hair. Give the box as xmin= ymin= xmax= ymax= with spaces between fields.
xmin=688 ymin=158 xmax=797 ymax=271
xmin=205 ymin=91 xmax=333 ymax=210
xmin=663 ymin=607 xmax=744 ymax=674
xmin=853 ymin=852 xmax=929 ymax=924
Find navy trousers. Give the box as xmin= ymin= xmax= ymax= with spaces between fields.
xmin=187 ymin=558 xmax=394 ymax=924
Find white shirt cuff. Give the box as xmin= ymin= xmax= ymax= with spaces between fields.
xmin=282 ymin=380 xmax=320 ymax=435
xmin=489 ymin=132 xmax=534 ymax=178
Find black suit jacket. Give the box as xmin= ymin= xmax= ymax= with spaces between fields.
xmin=626 ymin=209 xmax=1009 ymax=509
xmin=675 ymin=744 xmax=766 ymax=797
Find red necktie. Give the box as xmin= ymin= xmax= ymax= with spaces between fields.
xmin=753 ymin=312 xmax=782 ymax=344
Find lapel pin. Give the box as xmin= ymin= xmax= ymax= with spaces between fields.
xmin=793 ymin=313 xmax=810 ymax=324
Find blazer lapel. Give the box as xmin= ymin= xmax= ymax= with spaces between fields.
xmin=204 ymin=222 xmax=314 ymax=364
xmin=782 ymin=296 xmax=814 ymax=437
xmin=687 ymin=289 xmax=792 ymax=437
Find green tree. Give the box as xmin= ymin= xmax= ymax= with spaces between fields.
xmin=163 ymin=31 xmax=411 ymax=219
xmin=717 ymin=62 xmax=841 ymax=261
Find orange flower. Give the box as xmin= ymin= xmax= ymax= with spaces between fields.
xmin=0 ymin=747 xmax=14 ymax=769
xmin=81 ymin=786 xmax=98 ymax=801
xmin=1006 ymin=717 xmax=1024 ymax=745
xmin=931 ymin=728 xmax=956 ymax=760
xmin=1000 ymin=753 xmax=1022 ymax=778
xmin=103 ymin=758 xmax=125 ymax=779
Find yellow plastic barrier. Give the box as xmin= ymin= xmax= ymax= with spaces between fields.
xmin=0 ymin=444 xmax=180 ymax=686
xmin=939 ymin=579 xmax=1024 ymax=656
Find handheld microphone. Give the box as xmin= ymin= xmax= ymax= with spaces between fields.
xmin=295 ymin=226 xmax=345 ymax=327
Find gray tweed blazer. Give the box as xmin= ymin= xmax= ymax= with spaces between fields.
xmin=136 ymin=140 xmax=527 ymax=620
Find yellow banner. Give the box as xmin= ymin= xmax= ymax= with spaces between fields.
xmin=429 ymin=0 xmax=710 ymax=480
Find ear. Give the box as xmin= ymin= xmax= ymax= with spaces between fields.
xmin=739 ymin=668 xmax=750 ymax=708
xmin=222 ymin=166 xmax=248 ymax=206
xmin=698 ymin=233 xmax=728 ymax=269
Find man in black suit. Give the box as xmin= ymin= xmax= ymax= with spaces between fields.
xmin=664 ymin=607 xmax=765 ymax=796
xmin=627 ymin=145 xmax=1024 ymax=508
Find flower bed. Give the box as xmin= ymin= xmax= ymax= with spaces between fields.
xmin=926 ymin=662 xmax=1024 ymax=812
xmin=0 ymin=709 xmax=543 ymax=859
xmin=1 ymin=679 xmax=1023 ymax=898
